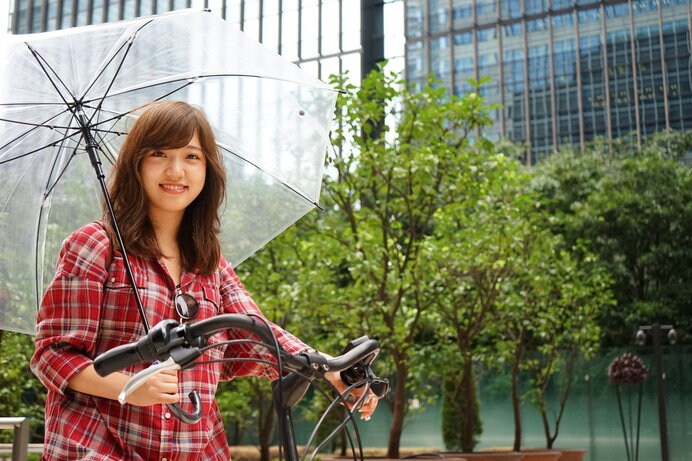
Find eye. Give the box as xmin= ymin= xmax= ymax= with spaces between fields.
xmin=186 ymin=152 xmax=205 ymax=160
xmin=150 ymin=150 xmax=166 ymax=158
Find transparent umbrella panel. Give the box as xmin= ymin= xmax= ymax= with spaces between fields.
xmin=0 ymin=9 xmax=337 ymax=334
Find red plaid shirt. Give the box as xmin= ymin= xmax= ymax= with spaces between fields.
xmin=31 ymin=222 xmax=308 ymax=460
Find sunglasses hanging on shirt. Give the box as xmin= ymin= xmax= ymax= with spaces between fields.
xmin=175 ymin=285 xmax=199 ymax=320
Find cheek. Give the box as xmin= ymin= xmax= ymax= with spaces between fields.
xmin=197 ymin=165 xmax=208 ymax=183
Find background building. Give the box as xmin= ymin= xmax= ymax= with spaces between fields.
xmin=8 ymin=0 xmax=405 ymax=82
xmin=6 ymin=0 xmax=692 ymax=162
xmin=406 ymin=0 xmax=692 ymax=163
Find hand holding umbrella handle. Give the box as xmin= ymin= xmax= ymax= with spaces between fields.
xmin=167 ymin=394 xmax=203 ymax=424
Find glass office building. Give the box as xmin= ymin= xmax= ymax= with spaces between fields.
xmin=8 ymin=1 xmax=691 ymax=163
xmin=406 ymin=0 xmax=692 ymax=163
xmin=8 ymin=0 xmax=405 ymax=83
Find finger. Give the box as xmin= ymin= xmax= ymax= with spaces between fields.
xmin=158 ymin=392 xmax=180 ymax=404
xmin=358 ymin=397 xmax=378 ymax=418
xmin=159 ymin=369 xmax=179 ymax=376
xmin=156 ymin=370 xmax=180 ymax=381
xmin=359 ymin=397 xmax=377 ymax=412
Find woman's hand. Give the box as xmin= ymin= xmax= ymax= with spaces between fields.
xmin=68 ymin=365 xmax=180 ymax=406
xmin=324 ymin=370 xmax=379 ymax=421
xmin=125 ymin=369 xmax=180 ymax=406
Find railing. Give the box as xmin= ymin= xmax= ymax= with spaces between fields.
xmin=0 ymin=418 xmax=29 ymax=461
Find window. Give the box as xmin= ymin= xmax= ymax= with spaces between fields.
xmin=476 ymin=27 xmax=496 ymax=42
xmin=453 ymin=5 xmax=473 ymax=19
xmin=454 ymin=31 xmax=473 ymax=45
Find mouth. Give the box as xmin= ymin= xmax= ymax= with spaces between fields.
xmin=160 ymin=184 xmax=187 ymax=193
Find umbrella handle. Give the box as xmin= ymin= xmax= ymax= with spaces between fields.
xmin=167 ymin=392 xmax=203 ymax=424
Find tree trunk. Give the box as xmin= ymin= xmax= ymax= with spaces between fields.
xmin=258 ymin=397 xmax=275 ymax=461
xmin=461 ymin=358 xmax=477 ymax=452
xmin=386 ymin=358 xmax=408 ymax=459
xmin=511 ymin=359 xmax=522 ymax=452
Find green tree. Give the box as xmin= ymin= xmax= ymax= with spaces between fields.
xmin=533 ymin=134 xmax=692 ymax=346
xmin=422 ymin=148 xmax=536 ymax=452
xmin=319 ymin=67 xmax=496 ymax=457
xmin=0 ymin=332 xmax=45 ymax=442
xmin=511 ymin=246 xmax=613 ymax=449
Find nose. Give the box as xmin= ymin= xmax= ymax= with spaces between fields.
xmin=165 ymin=157 xmax=185 ymax=178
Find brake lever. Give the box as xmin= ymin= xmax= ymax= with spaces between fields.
xmin=118 ymin=347 xmax=204 ymax=424
xmin=118 ymin=357 xmax=180 ymax=404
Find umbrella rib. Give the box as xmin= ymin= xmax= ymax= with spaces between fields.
xmin=78 ymin=80 xmax=195 ymax=132
xmin=0 ymin=102 xmax=78 ymax=107
xmin=0 ymin=128 xmax=83 ymax=165
xmin=0 ymin=106 xmax=76 ymax=151
xmin=85 ymin=72 xmax=335 ymax=103
xmin=33 ymin=131 xmax=82 ymax=309
xmin=91 ymin=126 xmax=120 ymax=167
xmin=81 ymin=18 xmax=155 ymax=109
xmin=84 ymin=20 xmax=158 ymax=127
xmin=218 ymin=144 xmax=322 ymax=209
xmin=42 ymin=141 xmax=81 ymax=200
xmin=24 ymin=43 xmax=78 ymax=108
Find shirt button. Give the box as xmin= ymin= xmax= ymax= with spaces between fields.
xmin=162 ymin=458 xmax=168 ymax=461
xmin=164 ymin=412 xmax=171 ymax=419
xmin=110 ymin=277 xmax=116 ymax=283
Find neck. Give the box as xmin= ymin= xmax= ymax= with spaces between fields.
xmin=149 ymin=210 xmax=183 ymax=256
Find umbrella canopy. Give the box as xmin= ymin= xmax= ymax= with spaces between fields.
xmin=0 ymin=9 xmax=337 ymax=334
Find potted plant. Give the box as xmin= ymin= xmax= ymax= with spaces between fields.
xmin=607 ymin=353 xmax=648 ymax=461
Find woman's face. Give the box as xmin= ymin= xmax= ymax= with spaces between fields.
xmin=140 ymin=131 xmax=207 ymax=221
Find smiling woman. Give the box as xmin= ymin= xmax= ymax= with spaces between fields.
xmin=29 ymin=101 xmax=380 ymax=460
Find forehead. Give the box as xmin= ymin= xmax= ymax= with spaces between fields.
xmin=183 ymin=132 xmax=202 ymax=150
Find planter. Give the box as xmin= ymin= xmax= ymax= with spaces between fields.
xmin=325 ymin=452 xmax=527 ymax=461
xmin=403 ymin=454 xmax=467 ymax=461
xmin=322 ymin=452 xmax=467 ymax=461
xmin=555 ymin=449 xmax=587 ymax=461
xmin=518 ymin=450 xmax=561 ymax=461
xmin=444 ymin=452 xmax=524 ymax=461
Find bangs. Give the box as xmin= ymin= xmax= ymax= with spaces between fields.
xmin=138 ymin=106 xmax=205 ymax=151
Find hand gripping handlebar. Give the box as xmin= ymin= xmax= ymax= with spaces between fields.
xmin=93 ymin=314 xmax=382 ymax=423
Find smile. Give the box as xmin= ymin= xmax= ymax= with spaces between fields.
xmin=160 ymin=184 xmax=187 ymax=192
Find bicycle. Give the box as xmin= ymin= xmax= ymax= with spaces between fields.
xmin=93 ymin=313 xmax=389 ymax=461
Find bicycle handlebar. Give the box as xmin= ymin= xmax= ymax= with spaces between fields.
xmin=93 ymin=314 xmax=382 ymax=424
xmin=94 ymin=314 xmax=380 ymax=376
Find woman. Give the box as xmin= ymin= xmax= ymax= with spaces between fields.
xmin=31 ymin=101 xmax=377 ymax=460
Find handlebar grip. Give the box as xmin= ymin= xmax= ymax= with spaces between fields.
xmin=94 ymin=342 xmax=145 ymax=377
xmin=94 ymin=320 xmax=181 ymax=376
xmin=167 ymin=392 xmax=202 ymax=424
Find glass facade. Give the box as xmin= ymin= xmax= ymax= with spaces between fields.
xmin=8 ymin=0 xmax=691 ymax=162
xmin=405 ymin=0 xmax=692 ymax=164
xmin=9 ymin=0 xmax=404 ymax=84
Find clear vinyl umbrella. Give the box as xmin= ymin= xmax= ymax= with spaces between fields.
xmin=0 ymin=9 xmax=337 ymax=335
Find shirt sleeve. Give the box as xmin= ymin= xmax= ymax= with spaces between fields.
xmin=30 ymin=223 xmax=111 ymax=395
xmin=217 ymin=258 xmax=308 ymax=380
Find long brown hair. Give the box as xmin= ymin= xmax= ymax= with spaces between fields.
xmin=104 ymin=101 xmax=226 ymax=275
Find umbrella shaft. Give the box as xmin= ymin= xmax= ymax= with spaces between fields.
xmin=75 ymin=107 xmax=151 ymax=333
xmin=76 ymin=108 xmax=106 ymax=179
